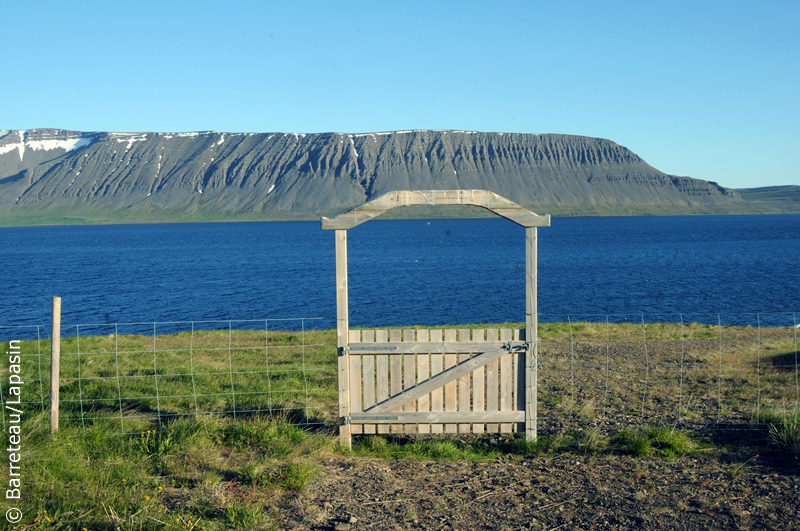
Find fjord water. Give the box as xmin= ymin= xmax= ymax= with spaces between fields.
xmin=1 ymin=215 xmax=798 ymax=330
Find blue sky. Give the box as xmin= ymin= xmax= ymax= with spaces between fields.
xmin=2 ymin=0 xmax=798 ymax=189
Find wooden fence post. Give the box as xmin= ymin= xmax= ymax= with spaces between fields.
xmin=525 ymin=228 xmax=538 ymax=441
xmin=50 ymin=296 xmax=61 ymax=433
xmin=335 ymin=230 xmax=352 ymax=448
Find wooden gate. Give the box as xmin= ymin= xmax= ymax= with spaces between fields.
xmin=321 ymin=190 xmax=550 ymax=447
xmin=345 ymin=328 xmax=528 ymax=435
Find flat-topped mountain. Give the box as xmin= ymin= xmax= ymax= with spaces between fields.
xmin=735 ymin=185 xmax=800 ymax=213
xmin=0 ymin=128 xmax=754 ymax=225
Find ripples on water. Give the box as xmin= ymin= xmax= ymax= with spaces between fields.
xmin=1 ymin=215 xmax=798 ymax=331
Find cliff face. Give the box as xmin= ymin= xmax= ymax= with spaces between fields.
xmin=0 ymin=128 xmax=748 ymax=224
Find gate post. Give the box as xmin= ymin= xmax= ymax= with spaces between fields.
xmin=525 ymin=227 xmax=538 ymax=440
xmin=335 ymin=229 xmax=352 ymax=448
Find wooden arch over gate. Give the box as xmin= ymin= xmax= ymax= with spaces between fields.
xmin=321 ymin=190 xmax=550 ymax=447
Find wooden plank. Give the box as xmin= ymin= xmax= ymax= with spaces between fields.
xmin=472 ymin=329 xmax=485 ymax=434
xmin=500 ymin=328 xmax=513 ymax=433
xmin=320 ymin=190 xmax=551 ymax=230
xmin=334 ymin=229 xmax=351 ymax=448
xmin=444 ymin=329 xmax=457 ymax=433
xmin=458 ymin=329 xmax=471 ymax=433
xmin=362 ymin=330 xmax=375 ymax=435
xmin=375 ymin=330 xmax=389 ymax=434
xmin=526 ymin=226 xmax=538 ymax=441
xmin=366 ymin=342 xmax=517 ymax=414
xmin=50 ymin=296 xmax=61 ymax=433
xmin=416 ymin=330 xmax=431 ymax=434
xmin=349 ymin=330 xmax=362 ymax=435
xmin=341 ymin=341 xmax=515 ymax=354
xmin=429 ymin=330 xmax=444 ymax=434
xmin=389 ymin=329 xmax=403 ymax=433
xmin=403 ymin=329 xmax=417 ymax=434
xmin=486 ymin=328 xmax=499 ymax=433
xmin=348 ymin=411 xmax=525 ymax=424
xmin=515 ymin=328 xmax=525 ymax=433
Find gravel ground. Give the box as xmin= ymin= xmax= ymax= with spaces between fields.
xmin=276 ymin=447 xmax=799 ymax=531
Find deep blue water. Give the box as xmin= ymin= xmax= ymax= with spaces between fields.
xmin=1 ymin=215 xmax=799 ymax=333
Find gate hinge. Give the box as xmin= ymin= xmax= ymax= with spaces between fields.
xmin=504 ymin=341 xmax=530 ymax=352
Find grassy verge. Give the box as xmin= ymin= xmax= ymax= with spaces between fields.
xmin=10 ymin=413 xmax=329 ymax=531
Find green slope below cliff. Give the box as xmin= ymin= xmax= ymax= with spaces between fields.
xmin=735 ymin=185 xmax=800 ymax=213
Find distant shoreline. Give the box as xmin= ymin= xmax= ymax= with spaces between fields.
xmin=1 ymin=202 xmax=797 ymax=228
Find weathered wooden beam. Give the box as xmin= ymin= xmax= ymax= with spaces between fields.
xmin=321 ymin=190 xmax=550 ymax=230
xmin=375 ymin=329 xmax=390 ymax=435
xmin=365 ymin=343 xmax=520 ymax=413
xmin=50 ymin=296 xmax=61 ymax=433
xmin=348 ymin=411 xmax=524 ymax=424
xmin=335 ymin=229 xmax=351 ymax=448
xmin=499 ymin=328 xmax=513 ymax=433
xmin=525 ymin=226 xmax=538 ymax=441
xmin=343 ymin=340 xmax=524 ymax=354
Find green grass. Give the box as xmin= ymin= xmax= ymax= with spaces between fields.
xmin=8 ymin=413 xmax=329 ymax=531
xmin=510 ymin=432 xmax=575 ymax=454
xmin=766 ymin=413 xmax=800 ymax=459
xmin=0 ymin=205 xmax=328 ymax=228
xmin=345 ymin=427 xmax=697 ymax=462
xmin=614 ymin=428 xmax=696 ymax=458
xmin=350 ymin=434 xmax=503 ymax=461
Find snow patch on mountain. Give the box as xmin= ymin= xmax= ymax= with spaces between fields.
xmin=0 ymin=130 xmax=96 ymax=161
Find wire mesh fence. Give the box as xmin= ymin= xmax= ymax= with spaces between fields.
xmin=0 ymin=318 xmax=338 ymax=434
xmin=536 ymin=313 xmax=799 ymax=432
xmin=1 ymin=312 xmax=797 ymax=434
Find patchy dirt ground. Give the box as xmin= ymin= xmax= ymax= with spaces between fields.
xmin=276 ymin=449 xmax=799 ymax=531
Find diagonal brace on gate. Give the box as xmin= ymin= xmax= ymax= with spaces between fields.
xmin=364 ymin=342 xmax=528 ymax=414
